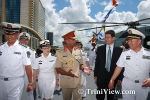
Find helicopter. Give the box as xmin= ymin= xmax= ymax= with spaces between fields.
xmin=59 ymin=17 xmax=150 ymax=48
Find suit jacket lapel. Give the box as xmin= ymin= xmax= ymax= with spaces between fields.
xmin=111 ymin=46 xmax=116 ymax=62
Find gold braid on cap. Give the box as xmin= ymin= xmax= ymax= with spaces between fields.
xmin=57 ymin=51 xmax=74 ymax=72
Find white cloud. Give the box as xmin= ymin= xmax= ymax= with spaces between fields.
xmin=99 ymin=1 xmax=108 ymax=6
xmin=41 ymin=0 xmax=150 ymax=47
xmin=137 ymin=0 xmax=150 ymax=19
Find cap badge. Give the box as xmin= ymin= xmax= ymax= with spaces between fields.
xmin=23 ymin=32 xmax=26 ymax=36
xmin=128 ymin=30 xmax=132 ymax=34
xmin=7 ymin=24 xmax=12 ymax=28
xmin=44 ymin=41 xmax=48 ymax=45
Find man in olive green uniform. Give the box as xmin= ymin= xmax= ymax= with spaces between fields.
xmin=55 ymin=31 xmax=91 ymax=100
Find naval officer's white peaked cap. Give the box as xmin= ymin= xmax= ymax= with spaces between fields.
xmin=2 ymin=22 xmax=21 ymax=34
xmin=40 ymin=40 xmax=51 ymax=47
xmin=19 ymin=32 xmax=30 ymax=40
xmin=127 ymin=28 xmax=145 ymax=39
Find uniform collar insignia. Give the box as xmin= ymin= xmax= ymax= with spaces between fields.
xmin=63 ymin=47 xmax=67 ymax=52
xmin=74 ymin=47 xmax=77 ymax=51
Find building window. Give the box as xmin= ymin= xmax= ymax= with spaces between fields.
xmin=5 ymin=0 xmax=21 ymax=23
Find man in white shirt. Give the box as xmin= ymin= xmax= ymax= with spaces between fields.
xmin=19 ymin=32 xmax=36 ymax=100
xmin=0 ymin=22 xmax=33 ymax=100
xmin=109 ymin=28 xmax=150 ymax=100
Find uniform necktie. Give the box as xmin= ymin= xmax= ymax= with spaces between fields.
xmin=106 ymin=46 xmax=111 ymax=72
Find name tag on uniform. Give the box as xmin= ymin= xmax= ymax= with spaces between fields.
xmin=63 ymin=55 xmax=67 ymax=57
xmin=14 ymin=52 xmax=21 ymax=55
xmin=142 ymin=55 xmax=150 ymax=60
xmin=126 ymin=56 xmax=130 ymax=60
xmin=49 ymin=60 xmax=55 ymax=62
xmin=39 ymin=63 xmax=42 ymax=64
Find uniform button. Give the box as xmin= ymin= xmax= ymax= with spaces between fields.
xmin=136 ymin=76 xmax=137 ymax=77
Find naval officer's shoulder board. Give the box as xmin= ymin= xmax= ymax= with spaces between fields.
xmin=29 ymin=47 xmax=35 ymax=51
xmin=123 ymin=48 xmax=130 ymax=52
xmin=0 ymin=42 xmax=6 ymax=46
xmin=144 ymin=48 xmax=150 ymax=52
xmin=19 ymin=42 xmax=27 ymax=48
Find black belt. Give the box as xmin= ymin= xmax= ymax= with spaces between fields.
xmin=0 ymin=76 xmax=22 ymax=81
xmin=125 ymin=77 xmax=144 ymax=83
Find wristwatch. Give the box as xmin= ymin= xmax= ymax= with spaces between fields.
xmin=28 ymin=83 xmax=33 ymax=86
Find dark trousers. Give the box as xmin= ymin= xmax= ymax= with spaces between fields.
xmin=96 ymin=69 xmax=116 ymax=100
xmin=33 ymin=89 xmax=37 ymax=100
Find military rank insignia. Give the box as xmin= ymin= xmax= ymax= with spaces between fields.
xmin=0 ymin=51 xmax=2 ymax=56
xmin=38 ymin=60 xmax=42 ymax=64
xmin=126 ymin=56 xmax=130 ymax=60
xmin=142 ymin=55 xmax=150 ymax=60
xmin=27 ymin=51 xmax=31 ymax=58
xmin=14 ymin=52 xmax=21 ymax=55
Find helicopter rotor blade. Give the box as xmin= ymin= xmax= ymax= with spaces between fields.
xmin=59 ymin=22 xmax=126 ymax=24
xmin=135 ymin=17 xmax=150 ymax=22
xmin=77 ymin=24 xmax=123 ymax=31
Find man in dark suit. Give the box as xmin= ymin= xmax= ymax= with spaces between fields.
xmin=94 ymin=30 xmax=123 ymax=100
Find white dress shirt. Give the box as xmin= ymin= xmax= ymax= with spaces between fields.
xmin=0 ymin=40 xmax=31 ymax=77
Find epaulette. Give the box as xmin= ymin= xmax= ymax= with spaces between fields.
xmin=123 ymin=48 xmax=130 ymax=52
xmin=29 ymin=47 xmax=35 ymax=51
xmin=0 ymin=42 xmax=5 ymax=46
xmin=144 ymin=48 xmax=150 ymax=52
xmin=19 ymin=42 xmax=27 ymax=48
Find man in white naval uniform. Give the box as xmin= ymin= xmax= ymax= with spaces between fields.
xmin=19 ymin=32 xmax=36 ymax=100
xmin=108 ymin=28 xmax=150 ymax=100
xmin=0 ymin=22 xmax=33 ymax=100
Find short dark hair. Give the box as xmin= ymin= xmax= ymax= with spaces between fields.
xmin=105 ymin=30 xmax=115 ymax=37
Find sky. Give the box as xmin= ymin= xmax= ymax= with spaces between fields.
xmin=40 ymin=0 xmax=150 ymax=47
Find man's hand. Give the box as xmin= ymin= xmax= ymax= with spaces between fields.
xmin=26 ymin=84 xmax=33 ymax=92
xmin=84 ymin=67 xmax=92 ymax=75
xmin=142 ymin=78 xmax=150 ymax=87
xmin=94 ymin=77 xmax=97 ymax=86
xmin=67 ymin=69 xmax=78 ymax=77
xmin=117 ymin=80 xmax=122 ymax=85
xmin=32 ymin=83 xmax=36 ymax=90
xmin=108 ymin=79 xmax=114 ymax=89
xmin=56 ymin=79 xmax=59 ymax=87
xmin=88 ymin=66 xmax=92 ymax=70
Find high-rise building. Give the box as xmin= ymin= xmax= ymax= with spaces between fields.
xmin=0 ymin=0 xmax=45 ymax=39
xmin=34 ymin=0 xmax=45 ymax=40
xmin=0 ymin=0 xmax=2 ymax=22
xmin=5 ymin=0 xmax=21 ymax=23
xmin=47 ymin=32 xmax=53 ymax=45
